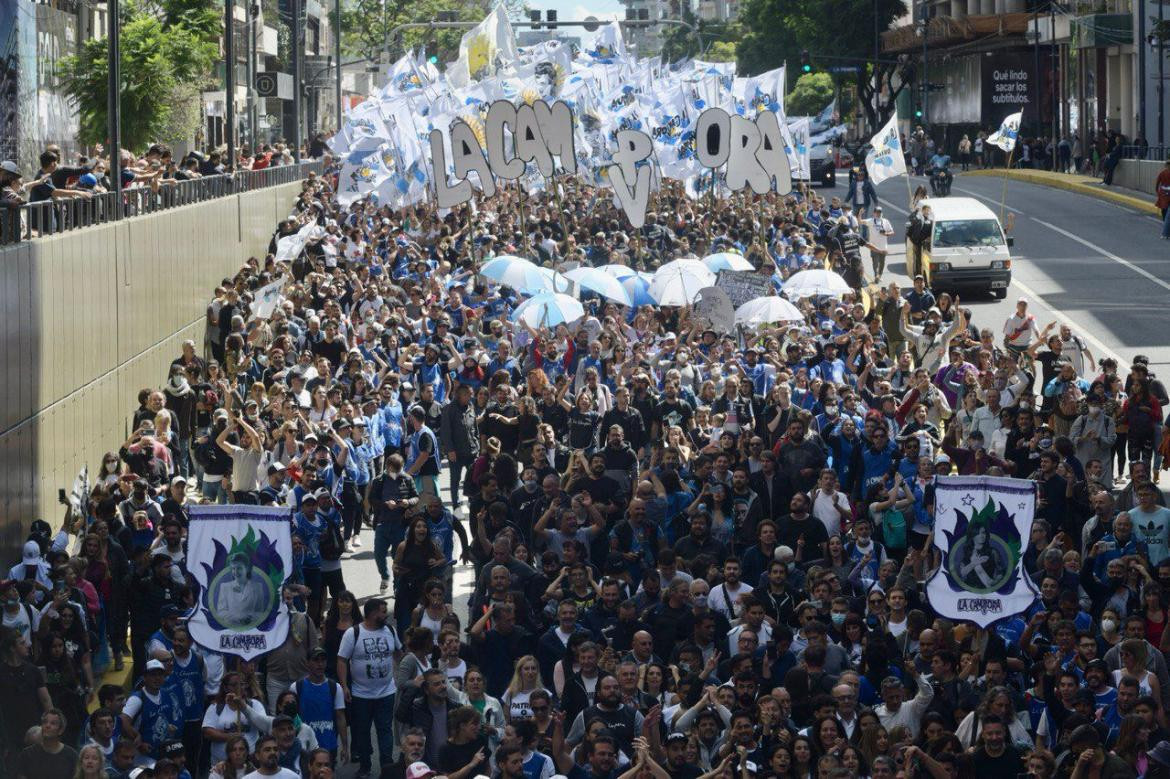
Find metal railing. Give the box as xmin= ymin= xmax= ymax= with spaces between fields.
xmin=1121 ymin=144 xmax=1170 ymax=161
xmin=0 ymin=160 xmax=324 ymax=246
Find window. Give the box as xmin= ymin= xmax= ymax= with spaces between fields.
xmin=932 ymin=218 xmax=1003 ymax=247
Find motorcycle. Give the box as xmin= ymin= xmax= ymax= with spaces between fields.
xmin=929 ymin=165 xmax=953 ymax=197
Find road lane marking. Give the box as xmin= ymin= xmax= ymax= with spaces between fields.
xmin=1030 ymin=218 xmax=1170 ymax=294
xmin=1009 ymin=277 xmax=1124 ymax=367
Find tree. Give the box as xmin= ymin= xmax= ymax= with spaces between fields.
xmin=706 ymin=40 xmax=737 ymax=63
xmin=737 ymin=0 xmax=911 ymax=131
xmin=785 ymin=73 xmax=834 ymax=116
xmin=332 ymin=0 xmax=492 ymax=65
xmin=59 ymin=0 xmax=219 ymax=151
xmin=658 ymin=8 xmax=741 ymax=67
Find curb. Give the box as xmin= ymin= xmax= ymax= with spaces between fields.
xmin=964 ymin=169 xmax=1159 ymax=216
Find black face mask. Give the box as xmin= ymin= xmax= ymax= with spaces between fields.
xmin=282 ymin=703 xmax=299 ymax=717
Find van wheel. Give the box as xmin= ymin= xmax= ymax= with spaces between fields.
xmin=993 ymin=288 xmax=1007 ymax=299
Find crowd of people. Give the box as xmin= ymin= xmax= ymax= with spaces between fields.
xmin=3 ymin=142 xmax=1170 ymax=779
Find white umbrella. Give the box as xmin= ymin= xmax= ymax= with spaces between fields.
xmin=509 ymin=292 xmax=585 ymax=329
xmin=565 ymin=267 xmax=634 ymax=305
xmin=649 ymin=260 xmax=716 ymax=307
xmin=599 ymin=264 xmax=639 ymax=280
xmin=703 ymin=252 xmax=755 ymax=273
xmin=735 ymin=296 xmax=805 ymax=326
xmin=479 ymin=255 xmax=561 ymax=295
xmin=783 ymin=269 xmax=853 ymax=299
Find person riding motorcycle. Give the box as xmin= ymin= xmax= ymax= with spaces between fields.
xmin=928 ymin=151 xmax=953 ymax=196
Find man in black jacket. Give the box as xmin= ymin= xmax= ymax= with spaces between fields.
xmin=395 ymin=669 xmax=458 ymax=765
xmin=367 ymin=454 xmax=420 ymax=592
xmin=439 ymin=384 xmax=479 ymax=510
xmin=749 ymin=452 xmax=794 ymax=522
xmin=600 ymin=388 xmax=647 ymax=455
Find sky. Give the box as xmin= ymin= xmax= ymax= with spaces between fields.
xmin=538 ymin=0 xmax=624 ymax=42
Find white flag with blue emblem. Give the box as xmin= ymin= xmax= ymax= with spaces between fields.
xmin=988 ymin=111 xmax=1023 ymax=153
xmin=864 ymin=114 xmax=907 ymax=186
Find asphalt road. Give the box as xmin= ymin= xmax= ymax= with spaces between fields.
xmin=851 ymin=171 xmax=1169 ymax=371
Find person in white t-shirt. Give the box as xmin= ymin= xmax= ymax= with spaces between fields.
xmin=707 ymin=558 xmax=753 ymax=618
xmin=202 ymin=671 xmax=268 ymax=764
xmin=1059 ymin=323 xmax=1095 ymax=376
xmin=864 ymin=206 xmax=895 ymax=282
xmin=1002 ymin=297 xmax=1041 ymax=353
xmin=809 ymin=470 xmax=853 ymax=537
xmin=337 ymin=598 xmax=402 ymax=777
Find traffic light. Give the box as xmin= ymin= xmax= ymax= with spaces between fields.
xmin=914 ymin=108 xmax=924 ymax=118
xmin=546 ymin=9 xmax=557 ymax=29
xmin=800 ymin=50 xmax=812 ymax=73
xmin=529 ymin=9 xmax=542 ymax=28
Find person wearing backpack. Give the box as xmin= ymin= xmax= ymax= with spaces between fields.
xmin=865 ymin=473 xmax=914 ymax=561
xmin=0 ymin=579 xmax=47 ymax=652
xmin=296 ymin=648 xmax=348 ymax=765
xmin=337 ymin=597 xmax=402 ymax=778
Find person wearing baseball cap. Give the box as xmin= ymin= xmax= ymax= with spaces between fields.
xmin=122 ymin=659 xmax=185 ymax=760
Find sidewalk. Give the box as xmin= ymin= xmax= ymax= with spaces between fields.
xmin=964 ymin=168 xmax=1159 ymax=216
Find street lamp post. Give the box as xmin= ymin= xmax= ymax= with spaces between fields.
xmin=920 ymin=0 xmax=929 ymax=124
xmin=107 ymin=0 xmax=121 ymax=212
xmin=225 ymin=0 xmax=236 ymax=170
xmin=335 ymin=0 xmax=342 ymax=135
xmin=291 ymin=0 xmax=303 ymax=161
xmin=1032 ymin=5 xmax=1040 ymax=138
xmin=1050 ymin=0 xmax=1058 ymax=164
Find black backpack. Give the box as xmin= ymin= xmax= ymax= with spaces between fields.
xmin=319 ymin=514 xmax=344 ymax=562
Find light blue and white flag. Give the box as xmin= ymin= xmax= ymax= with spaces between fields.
xmin=864 ymin=113 xmax=907 ymax=186
xmin=987 ymin=111 xmax=1023 ymax=153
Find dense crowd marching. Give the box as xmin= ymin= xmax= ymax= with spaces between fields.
xmin=3 ymin=143 xmax=1170 ymax=779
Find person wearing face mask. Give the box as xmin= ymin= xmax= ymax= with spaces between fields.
xmin=1071 ymin=397 xmax=1118 ymax=489
xmin=941 ymin=425 xmax=1011 ymax=476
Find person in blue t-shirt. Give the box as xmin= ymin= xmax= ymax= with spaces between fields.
xmin=295 ymin=648 xmax=349 ymax=762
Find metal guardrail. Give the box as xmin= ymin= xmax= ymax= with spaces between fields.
xmin=0 ymin=160 xmax=324 ymax=246
xmin=1121 ymin=144 xmax=1170 ymax=161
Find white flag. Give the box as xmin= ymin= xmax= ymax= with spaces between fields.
xmin=864 ymin=114 xmax=907 ymax=186
xmin=585 ymin=21 xmax=627 ymax=64
xmin=785 ymin=118 xmax=811 ymax=180
xmin=447 ymin=5 xmax=518 ymax=90
xmin=187 ymin=505 xmax=293 ymax=660
xmin=987 ymin=111 xmax=1023 ymax=153
xmin=250 ymin=276 xmax=286 ymax=319
xmin=925 ymin=475 xmax=1038 ymax=627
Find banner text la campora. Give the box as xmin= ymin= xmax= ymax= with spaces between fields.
xmin=429 ymin=100 xmax=793 ymax=227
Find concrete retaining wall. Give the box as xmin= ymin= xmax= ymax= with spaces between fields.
xmin=1114 ymin=159 xmax=1163 ymax=195
xmin=0 ymin=181 xmax=304 ymax=554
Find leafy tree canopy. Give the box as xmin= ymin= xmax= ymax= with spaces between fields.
xmin=332 ymin=0 xmax=496 ymax=66
xmin=737 ymin=0 xmax=910 ymax=129
xmin=785 ymin=72 xmax=834 ymax=116
xmin=59 ymin=0 xmax=219 ymax=151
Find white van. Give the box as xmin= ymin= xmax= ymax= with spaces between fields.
xmin=904 ymin=197 xmax=1014 ymax=298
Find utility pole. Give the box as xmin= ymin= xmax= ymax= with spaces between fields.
xmin=1159 ymin=0 xmax=1166 ymax=146
xmin=1050 ymin=0 xmax=1057 ymax=159
xmin=225 ymin=0 xmax=236 ymax=170
xmin=247 ymin=3 xmax=259 ymax=150
xmin=1139 ymin=0 xmax=1146 ymax=141
xmin=291 ymin=0 xmax=303 ymax=160
xmin=335 ymin=0 xmax=342 ymax=135
xmin=920 ymin=0 xmax=928 ymax=124
xmin=107 ymin=0 xmax=121 ymax=213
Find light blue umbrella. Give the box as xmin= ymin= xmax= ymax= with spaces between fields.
xmin=509 ymin=292 xmax=585 ymax=328
xmin=621 ymin=273 xmax=656 ymax=307
xmin=565 ymin=267 xmax=634 ymax=305
xmin=703 ymin=252 xmax=755 ymax=273
xmin=479 ymin=255 xmax=560 ymax=295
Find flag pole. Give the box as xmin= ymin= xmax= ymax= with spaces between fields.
xmin=999 ymin=146 xmax=1015 ymax=225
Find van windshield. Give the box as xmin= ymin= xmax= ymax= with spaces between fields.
xmin=932 ymin=219 xmax=1003 ymax=247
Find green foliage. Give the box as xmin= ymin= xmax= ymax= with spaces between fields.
xmin=706 ymin=40 xmax=737 ymax=62
xmin=659 ymin=8 xmax=740 ymax=67
xmin=59 ymin=0 xmax=219 ymax=150
xmin=333 ymin=0 xmax=492 ymax=65
xmin=737 ymin=0 xmax=910 ymax=129
xmin=785 ymin=72 xmax=833 ymax=116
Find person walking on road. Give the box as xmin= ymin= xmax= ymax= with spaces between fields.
xmin=1156 ymin=157 xmax=1170 ymax=239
